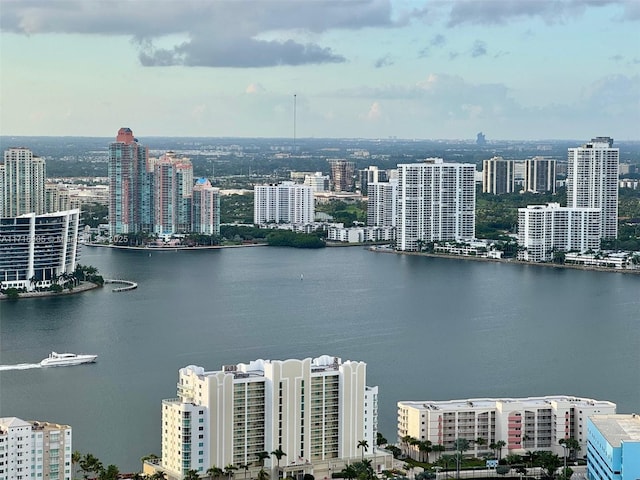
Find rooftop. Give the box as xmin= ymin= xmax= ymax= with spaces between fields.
xmin=399 ymin=395 xmax=616 ymax=411
xmin=590 ymin=414 xmax=640 ymax=447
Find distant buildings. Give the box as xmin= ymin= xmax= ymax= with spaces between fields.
xmin=108 ymin=127 xmax=150 ymax=235
xmin=108 ymin=128 xmax=218 ymax=237
xmin=0 ymin=417 xmax=72 ymax=480
xmin=0 ymin=210 xmax=80 ymax=292
xmin=367 ymin=179 xmax=398 ymax=228
xmin=587 ymin=414 xmax=640 ymax=480
xmin=253 ymin=181 xmax=314 ymax=225
xmin=191 ymin=178 xmax=221 ymax=236
xmin=567 ymin=137 xmax=619 ymax=239
xmin=328 ymin=159 xmax=355 ymax=192
xmin=303 ymin=172 xmax=329 ymax=192
xmin=1 ymin=147 xmax=46 ymax=217
xmin=517 ymin=203 xmax=601 ymax=262
xmin=482 ymin=157 xmax=515 ymax=195
xmin=398 ymin=395 xmax=616 ymax=460
xmin=524 ymin=157 xmax=556 ymax=194
xmin=156 ymin=355 xmax=388 ymax=480
xmin=396 ymin=159 xmax=475 ymax=251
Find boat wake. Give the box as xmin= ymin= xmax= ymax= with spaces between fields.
xmin=0 ymin=363 xmax=42 ymax=371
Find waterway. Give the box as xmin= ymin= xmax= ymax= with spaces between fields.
xmin=1 ymin=246 xmax=639 ymax=471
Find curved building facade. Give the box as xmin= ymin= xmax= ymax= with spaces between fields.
xmin=0 ymin=209 xmax=80 ymax=291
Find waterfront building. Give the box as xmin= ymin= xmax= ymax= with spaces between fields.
xmin=254 ymin=182 xmax=314 ymax=225
xmin=0 ymin=417 xmax=72 ymax=480
xmin=567 ymin=137 xmax=619 ymax=239
xmin=482 ymin=157 xmax=516 ymax=194
xmin=0 ymin=209 xmax=80 ymax=292
xmin=157 ymin=356 xmax=388 ymax=480
xmin=367 ymin=180 xmax=398 ymax=228
xmin=517 ymin=203 xmax=601 ymax=262
xmin=398 ymin=396 xmax=616 ymax=460
xmin=152 ymin=153 xmax=193 ymax=235
xmin=396 ymin=159 xmax=475 ymax=251
xmin=191 ymin=178 xmax=220 ymax=235
xmin=587 ymin=414 xmax=640 ymax=480
xmin=327 ymin=225 xmax=395 ymax=243
xmin=108 ymin=128 xmax=149 ymax=235
xmin=524 ymin=157 xmax=556 ymax=194
xmin=328 ymin=159 xmax=356 ymax=192
xmin=2 ymin=148 xmax=46 ymax=217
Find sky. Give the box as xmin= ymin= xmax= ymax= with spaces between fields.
xmin=1 ymin=0 xmax=639 ymax=140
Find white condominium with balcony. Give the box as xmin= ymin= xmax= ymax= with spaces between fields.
xmin=517 ymin=203 xmax=601 ymax=262
xmin=567 ymin=137 xmax=619 ymax=239
xmin=0 ymin=418 xmax=72 ymax=480
xmin=397 ymin=159 xmax=475 ymax=251
xmin=367 ymin=180 xmax=398 ymax=228
xmin=160 ymin=356 xmax=381 ymax=480
xmin=397 ymin=396 xmax=616 ymax=459
xmin=254 ymin=182 xmax=314 ymax=225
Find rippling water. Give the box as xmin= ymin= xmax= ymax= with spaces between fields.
xmin=1 ymin=246 xmax=639 ymax=471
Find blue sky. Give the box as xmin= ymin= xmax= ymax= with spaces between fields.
xmin=1 ymin=0 xmax=639 ymax=140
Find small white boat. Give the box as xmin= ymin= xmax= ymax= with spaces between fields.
xmin=40 ymin=352 xmax=98 ymax=367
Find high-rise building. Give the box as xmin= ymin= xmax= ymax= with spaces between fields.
xmin=587 ymin=414 xmax=640 ymax=480
xmin=328 ymin=159 xmax=355 ymax=192
xmin=157 ymin=356 xmax=386 ymax=480
xmin=367 ymin=179 xmax=398 ymax=227
xmin=151 ymin=153 xmax=193 ymax=235
xmin=254 ymin=182 xmax=314 ymax=225
xmin=358 ymin=166 xmax=388 ymax=195
xmin=0 ymin=417 xmax=73 ymax=480
xmin=524 ymin=157 xmax=556 ymax=194
xmin=567 ymin=137 xmax=619 ymax=239
xmin=517 ymin=203 xmax=601 ymax=262
xmin=482 ymin=157 xmax=515 ymax=195
xmin=397 ymin=159 xmax=475 ymax=251
xmin=108 ymin=128 xmax=149 ymax=236
xmin=0 ymin=210 xmax=80 ymax=292
xmin=191 ymin=178 xmax=220 ymax=235
xmin=2 ymin=147 xmax=46 ymax=217
xmin=398 ymin=396 xmax=616 ymax=460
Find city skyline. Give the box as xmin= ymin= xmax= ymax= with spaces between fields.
xmin=1 ymin=1 xmax=639 ymax=140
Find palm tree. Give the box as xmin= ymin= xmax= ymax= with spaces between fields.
xmin=271 ymin=448 xmax=286 ymax=470
xmin=495 ymin=440 xmax=506 ymax=461
xmin=432 ymin=444 xmax=445 ymax=461
xmin=340 ymin=465 xmax=358 ymax=480
xmin=257 ymin=469 xmax=269 ymax=480
xmin=401 ymin=435 xmax=415 ymax=458
xmin=224 ymin=464 xmax=237 ymax=480
xmin=489 ymin=442 xmax=497 ymax=459
xmin=79 ymin=453 xmax=102 ymax=480
xmin=256 ymin=452 xmax=270 ymax=467
xmin=184 ymin=470 xmax=200 ymax=480
xmin=72 ymin=451 xmax=82 ymax=479
xmin=418 ymin=440 xmax=432 ymax=463
xmin=151 ymin=472 xmax=167 ymax=480
xmin=206 ymin=467 xmax=223 ymax=480
xmin=358 ymin=440 xmax=369 ymax=461
xmin=238 ymin=463 xmax=250 ymax=480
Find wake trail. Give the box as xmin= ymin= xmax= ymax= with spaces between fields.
xmin=0 ymin=363 xmax=42 ymax=371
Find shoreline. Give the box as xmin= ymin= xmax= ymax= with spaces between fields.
xmin=370 ymin=247 xmax=640 ymax=275
xmin=84 ymin=243 xmax=268 ymax=251
xmin=0 ymin=281 xmax=101 ymax=301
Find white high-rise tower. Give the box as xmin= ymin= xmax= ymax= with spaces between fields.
xmin=567 ymin=137 xmax=619 ymax=239
xmin=397 ymin=159 xmax=475 ymax=251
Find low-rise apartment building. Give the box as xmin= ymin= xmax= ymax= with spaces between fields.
xmin=398 ymin=396 xmax=616 ymax=459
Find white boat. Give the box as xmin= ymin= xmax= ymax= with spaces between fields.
xmin=40 ymin=352 xmax=98 ymax=367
